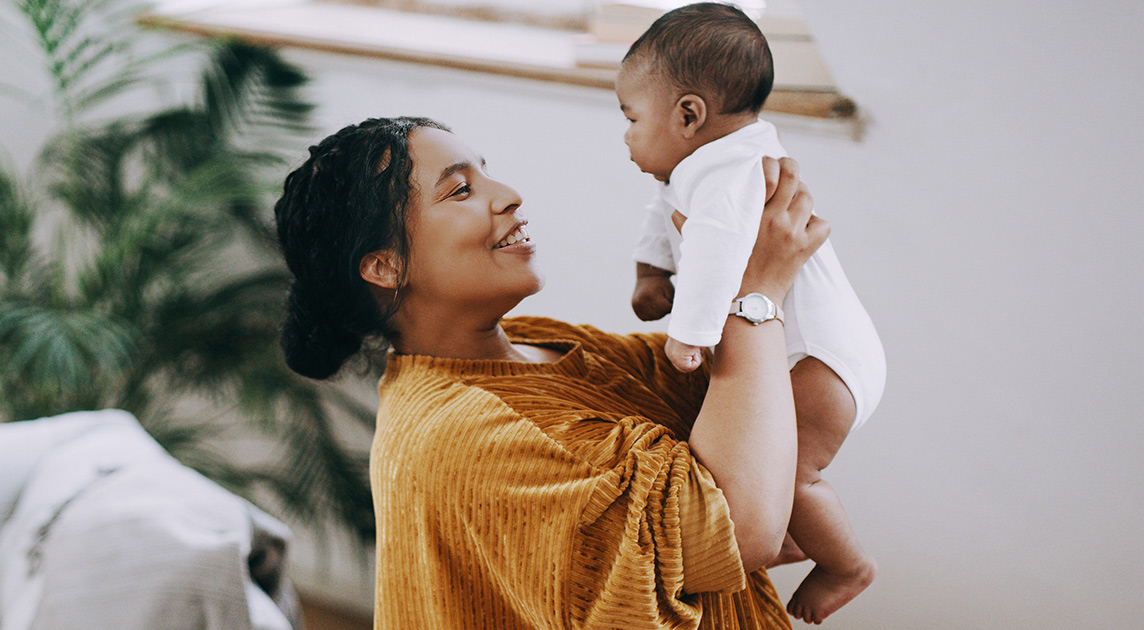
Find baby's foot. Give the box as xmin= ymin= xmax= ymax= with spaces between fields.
xmin=786 ymin=557 xmax=876 ymax=624
xmin=766 ymin=533 xmax=808 ymax=568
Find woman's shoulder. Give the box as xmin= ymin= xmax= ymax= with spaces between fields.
xmin=502 ymin=315 xmax=596 ymax=341
xmin=504 ymin=316 xmax=666 ymax=358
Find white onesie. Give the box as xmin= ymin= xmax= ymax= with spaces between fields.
xmin=632 ymin=120 xmax=886 ymax=429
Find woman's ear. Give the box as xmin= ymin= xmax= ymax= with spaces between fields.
xmin=674 ymin=94 xmax=708 ymax=139
xmin=360 ymin=250 xmax=401 ymax=290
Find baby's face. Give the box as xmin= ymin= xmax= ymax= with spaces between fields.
xmin=615 ymin=64 xmax=693 ymax=182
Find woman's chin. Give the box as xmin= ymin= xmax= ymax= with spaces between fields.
xmin=514 ymin=275 xmax=546 ymax=310
xmin=521 ymin=261 xmax=545 ymax=297
xmin=496 ymin=270 xmax=544 ymax=314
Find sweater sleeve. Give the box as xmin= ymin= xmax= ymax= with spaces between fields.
xmin=568 ymin=418 xmax=746 ymax=629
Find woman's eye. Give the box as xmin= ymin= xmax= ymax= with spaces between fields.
xmin=451 ymin=184 xmax=471 ymax=198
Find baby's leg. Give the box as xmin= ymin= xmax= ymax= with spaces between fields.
xmin=785 ymin=357 xmax=876 ymax=625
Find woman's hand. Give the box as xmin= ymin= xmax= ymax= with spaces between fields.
xmin=740 ymin=157 xmax=830 ymax=305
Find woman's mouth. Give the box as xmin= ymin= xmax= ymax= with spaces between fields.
xmin=493 ymin=224 xmax=532 ymax=249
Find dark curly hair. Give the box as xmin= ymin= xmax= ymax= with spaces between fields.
xmin=623 ymin=2 xmax=774 ymax=115
xmin=274 ymin=116 xmax=449 ymax=379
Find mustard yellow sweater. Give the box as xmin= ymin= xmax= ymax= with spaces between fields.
xmin=371 ymin=317 xmax=791 ymax=630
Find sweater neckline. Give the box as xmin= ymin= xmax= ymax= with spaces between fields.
xmin=385 ymin=336 xmax=587 ymax=379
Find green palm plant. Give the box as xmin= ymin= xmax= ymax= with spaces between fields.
xmin=1 ymin=0 xmax=377 ymax=542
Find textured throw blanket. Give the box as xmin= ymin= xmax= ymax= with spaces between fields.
xmin=0 ymin=410 xmax=300 ymax=630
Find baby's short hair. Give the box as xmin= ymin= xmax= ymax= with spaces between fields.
xmin=623 ymin=2 xmax=774 ymax=115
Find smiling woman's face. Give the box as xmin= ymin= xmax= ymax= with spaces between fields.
xmin=400 ymin=127 xmax=543 ymax=317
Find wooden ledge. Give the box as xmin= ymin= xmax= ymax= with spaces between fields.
xmin=137 ymin=3 xmax=857 ymax=121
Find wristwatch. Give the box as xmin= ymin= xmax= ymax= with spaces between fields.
xmin=729 ymin=292 xmax=784 ymax=326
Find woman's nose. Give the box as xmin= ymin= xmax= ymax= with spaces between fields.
xmin=492 ymin=179 xmax=523 ymax=215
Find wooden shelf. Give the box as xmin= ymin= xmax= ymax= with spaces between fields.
xmin=138 ymin=2 xmax=857 ymax=121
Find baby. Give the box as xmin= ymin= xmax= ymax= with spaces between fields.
xmin=616 ymin=3 xmax=886 ymax=624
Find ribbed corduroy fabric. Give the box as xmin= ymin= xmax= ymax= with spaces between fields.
xmin=371 ymin=317 xmax=792 ymax=630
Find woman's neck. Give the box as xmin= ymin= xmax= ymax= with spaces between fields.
xmin=390 ymin=304 xmax=559 ymax=363
xmin=393 ymin=317 xmax=516 ymax=360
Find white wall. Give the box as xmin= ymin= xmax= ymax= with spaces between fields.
xmin=781 ymin=1 xmax=1144 ymax=627
xmin=3 ymin=1 xmax=1142 ymax=627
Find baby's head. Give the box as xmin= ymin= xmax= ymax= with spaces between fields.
xmin=616 ymin=2 xmax=774 ymax=181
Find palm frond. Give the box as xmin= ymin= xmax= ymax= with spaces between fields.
xmin=4 ymin=0 xmax=377 ymax=547
xmin=0 ymin=82 xmax=39 ymax=106
xmin=15 ymin=0 xmax=141 ymax=118
xmin=201 ymin=39 xmax=314 ymax=145
xmin=0 ymin=169 xmax=36 ymax=284
xmin=267 ymin=385 xmax=374 ymax=541
xmin=0 ymin=300 xmax=137 ymax=419
xmin=140 ymin=269 xmax=288 ymax=384
xmin=40 ymin=122 xmax=136 ymax=229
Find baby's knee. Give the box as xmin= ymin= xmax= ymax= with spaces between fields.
xmin=794 ymin=456 xmax=826 ymax=488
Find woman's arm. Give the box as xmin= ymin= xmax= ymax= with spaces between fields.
xmin=687 ymin=158 xmax=829 ymax=572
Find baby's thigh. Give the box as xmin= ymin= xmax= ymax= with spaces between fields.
xmin=790 ymin=357 xmax=856 ymax=470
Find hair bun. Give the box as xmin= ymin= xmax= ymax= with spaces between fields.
xmin=281 ymin=283 xmax=362 ymax=379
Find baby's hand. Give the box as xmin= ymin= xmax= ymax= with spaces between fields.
xmin=665 ymin=338 xmax=704 ymax=373
xmin=632 ymin=270 xmax=674 ymax=321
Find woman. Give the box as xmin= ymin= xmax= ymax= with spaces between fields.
xmin=274 ymin=117 xmax=828 ymax=629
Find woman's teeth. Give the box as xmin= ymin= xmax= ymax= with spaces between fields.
xmin=494 ymin=225 xmax=531 ymax=249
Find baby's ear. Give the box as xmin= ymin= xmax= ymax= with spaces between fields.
xmin=360 ymin=250 xmax=402 ymax=290
xmin=675 ymin=94 xmax=708 ymax=138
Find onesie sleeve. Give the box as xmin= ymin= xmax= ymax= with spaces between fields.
xmin=631 ymin=189 xmax=678 ymax=273
xmin=667 ymin=159 xmax=769 ymax=347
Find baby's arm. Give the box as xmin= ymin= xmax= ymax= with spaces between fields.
xmin=631 ymin=193 xmax=679 ymax=321
xmin=667 ymin=164 xmax=767 ymax=353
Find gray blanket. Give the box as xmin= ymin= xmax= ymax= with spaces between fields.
xmin=0 ymin=410 xmax=301 ymax=630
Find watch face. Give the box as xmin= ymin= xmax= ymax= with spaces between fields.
xmin=742 ymin=295 xmax=770 ymax=321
